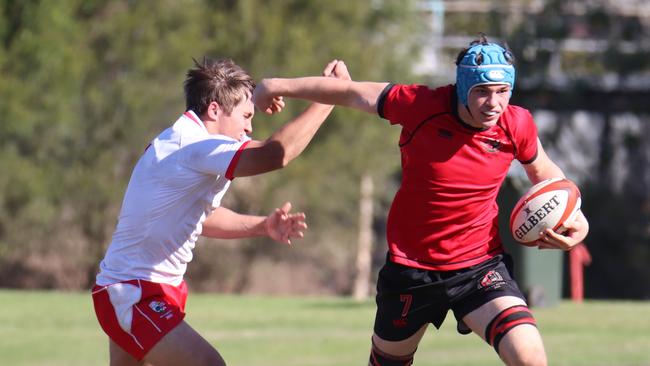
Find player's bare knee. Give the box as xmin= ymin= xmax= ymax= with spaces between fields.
xmin=198 ymin=350 xmax=226 ymax=366
xmin=499 ymin=339 xmax=546 ymax=366
xmin=190 ymin=355 xmax=225 ymax=366
xmin=518 ymin=350 xmax=547 ymax=366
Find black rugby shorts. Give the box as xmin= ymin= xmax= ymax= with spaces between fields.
xmin=373 ymin=253 xmax=526 ymax=341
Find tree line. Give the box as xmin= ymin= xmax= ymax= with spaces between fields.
xmin=0 ymin=0 xmax=648 ymax=299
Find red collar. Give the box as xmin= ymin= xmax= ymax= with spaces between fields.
xmin=183 ymin=111 xmax=203 ymax=127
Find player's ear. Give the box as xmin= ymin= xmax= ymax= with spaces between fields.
xmin=207 ymin=101 xmax=221 ymax=120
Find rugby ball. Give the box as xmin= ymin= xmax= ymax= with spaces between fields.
xmin=509 ymin=178 xmax=581 ymax=246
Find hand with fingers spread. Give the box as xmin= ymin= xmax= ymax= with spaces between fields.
xmin=265 ymin=202 xmax=307 ymax=245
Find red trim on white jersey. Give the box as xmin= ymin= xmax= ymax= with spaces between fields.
xmin=97 ymin=110 xmax=244 ymax=286
xmin=183 ymin=111 xmax=203 ymax=127
xmin=225 ymin=140 xmax=251 ymax=180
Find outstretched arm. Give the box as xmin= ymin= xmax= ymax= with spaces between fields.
xmin=231 ymin=60 xmax=345 ymax=178
xmin=253 ymin=61 xmax=389 ymax=115
xmin=522 ymin=140 xmax=590 ymax=250
xmin=201 ymin=203 xmax=307 ymax=245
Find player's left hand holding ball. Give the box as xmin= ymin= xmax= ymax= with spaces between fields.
xmin=537 ymin=209 xmax=589 ymax=250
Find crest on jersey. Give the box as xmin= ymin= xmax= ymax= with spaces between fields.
xmin=480 ymin=138 xmax=503 ymax=153
xmin=149 ymin=300 xmax=167 ymax=313
xmin=478 ymin=270 xmax=505 ymax=289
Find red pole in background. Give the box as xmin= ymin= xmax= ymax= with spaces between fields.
xmin=569 ymin=242 xmax=592 ymax=303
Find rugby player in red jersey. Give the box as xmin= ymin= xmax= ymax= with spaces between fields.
xmin=253 ymin=34 xmax=589 ymax=365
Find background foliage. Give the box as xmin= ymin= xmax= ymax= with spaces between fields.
xmin=0 ymin=0 xmax=426 ymax=292
xmin=0 ymin=0 xmax=648 ymax=299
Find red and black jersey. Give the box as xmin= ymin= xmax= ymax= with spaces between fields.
xmin=378 ymin=84 xmax=538 ymax=271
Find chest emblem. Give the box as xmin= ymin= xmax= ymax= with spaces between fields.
xmin=480 ymin=137 xmax=503 ymax=153
xmin=437 ymin=128 xmax=453 ymax=139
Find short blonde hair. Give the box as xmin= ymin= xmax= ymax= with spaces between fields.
xmin=184 ymin=58 xmax=255 ymax=115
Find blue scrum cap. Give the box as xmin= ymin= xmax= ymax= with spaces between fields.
xmin=456 ymin=42 xmax=515 ymax=106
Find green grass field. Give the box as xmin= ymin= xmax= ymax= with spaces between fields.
xmin=0 ymin=290 xmax=648 ymax=366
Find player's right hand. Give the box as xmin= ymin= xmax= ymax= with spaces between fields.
xmin=265 ymin=202 xmax=307 ymax=245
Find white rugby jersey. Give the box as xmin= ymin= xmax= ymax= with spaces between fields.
xmin=96 ymin=111 xmax=250 ymax=286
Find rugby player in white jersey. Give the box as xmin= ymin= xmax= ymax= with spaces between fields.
xmin=92 ymin=58 xmax=348 ymax=366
